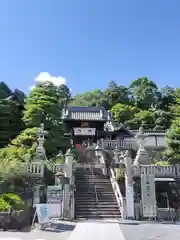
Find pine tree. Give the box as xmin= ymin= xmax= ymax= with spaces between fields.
xmin=23 ymin=82 xmax=70 ymax=157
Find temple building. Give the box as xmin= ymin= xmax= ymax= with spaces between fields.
xmin=62 ymin=106 xmax=167 ymax=151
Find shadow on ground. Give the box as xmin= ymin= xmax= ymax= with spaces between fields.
xmin=41 ymin=222 xmax=76 ymax=233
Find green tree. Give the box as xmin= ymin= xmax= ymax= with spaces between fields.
xmin=103 ymin=81 xmax=130 ymax=108
xmin=23 ymin=82 xmax=70 ymax=157
xmin=131 ymin=110 xmax=155 ymax=129
xmin=166 ymin=118 xmax=180 ymax=163
xmin=111 ymin=103 xmax=139 ymax=127
xmin=71 ymin=89 xmax=104 ymax=107
xmin=58 ymin=84 xmax=72 ymax=107
xmin=156 ymin=86 xmax=176 ymax=111
xmin=0 ymin=82 xmax=25 ymax=148
xmin=0 ymin=99 xmax=23 ymax=148
xmin=129 ymin=77 xmax=158 ymax=109
xmin=0 ymin=82 xmax=12 ymax=99
xmin=154 ymin=110 xmax=172 ymax=130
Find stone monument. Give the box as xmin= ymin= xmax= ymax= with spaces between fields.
xmin=133 ymin=126 xmax=151 ymax=166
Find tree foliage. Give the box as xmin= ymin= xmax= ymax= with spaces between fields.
xmin=0 ymin=77 xmax=179 ymax=163
xmin=22 ymin=82 xmax=71 ymax=157
xmin=0 ymin=82 xmax=25 ymax=148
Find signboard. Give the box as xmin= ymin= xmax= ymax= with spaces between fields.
xmin=47 ymin=185 xmax=63 ymax=204
xmin=141 ymin=173 xmax=157 ymax=218
xmin=73 ymin=127 xmax=96 ymax=136
xmin=48 ymin=203 xmax=61 ymax=218
xmin=36 ymin=203 xmax=61 ymax=223
xmin=36 ymin=204 xmax=49 ymax=224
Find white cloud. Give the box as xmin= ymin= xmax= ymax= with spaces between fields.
xmin=35 ymin=72 xmax=66 ymax=86
xmin=30 ymin=72 xmax=67 ymax=90
xmin=29 ymin=85 xmax=35 ymax=90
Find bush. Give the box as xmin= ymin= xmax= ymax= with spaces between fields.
xmin=0 ymin=197 xmax=11 ymax=212
xmin=0 ymin=193 xmax=25 ymax=212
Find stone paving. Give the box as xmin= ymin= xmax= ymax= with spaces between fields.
xmin=67 ymin=221 xmax=125 ymax=240
xmin=0 ymin=220 xmax=180 ymax=240
xmin=0 ymin=220 xmax=76 ymax=240
xmin=119 ymin=221 xmax=180 ymax=240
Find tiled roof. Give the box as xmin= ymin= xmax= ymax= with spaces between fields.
xmin=62 ymin=106 xmax=108 ymax=121
xmin=130 ymin=130 xmax=166 ymax=136
xmin=71 ymin=111 xmax=102 ymax=120
xmin=67 ymin=106 xmax=105 ymax=112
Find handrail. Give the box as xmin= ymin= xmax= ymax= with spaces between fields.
xmin=91 ymin=167 xmax=98 ymax=204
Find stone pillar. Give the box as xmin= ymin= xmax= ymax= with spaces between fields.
xmin=118 ymin=152 xmax=125 ymax=179
xmin=33 ymin=185 xmax=40 ymax=207
xmin=63 ymin=149 xmax=74 ymax=218
xmin=124 ymin=150 xmax=134 ymax=219
xmin=113 ymin=146 xmax=120 ymax=178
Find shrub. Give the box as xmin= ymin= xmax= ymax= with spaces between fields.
xmin=0 ymin=193 xmax=25 ymax=212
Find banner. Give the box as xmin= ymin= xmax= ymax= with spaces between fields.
xmin=141 ymin=174 xmax=157 ymax=218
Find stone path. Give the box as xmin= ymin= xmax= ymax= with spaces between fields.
xmin=67 ymin=221 xmax=125 ymax=240
xmin=1 ymin=220 xmax=180 ymax=240
xmin=120 ymin=221 xmax=180 ymax=240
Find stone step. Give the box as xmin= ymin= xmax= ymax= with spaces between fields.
xmin=76 ymin=182 xmax=111 ymax=185
xmin=75 ymin=206 xmax=119 ymax=212
xmin=75 ymin=181 xmax=111 ymax=184
xmin=75 ymin=191 xmax=116 ymax=195
xmin=75 ymin=192 xmax=114 ymax=195
xmin=75 ymin=199 xmax=117 ymax=205
xmin=75 ymin=214 xmax=121 ymax=219
xmin=75 ymin=189 xmax=113 ymax=192
xmin=75 ymin=195 xmax=115 ymax=198
xmin=75 ymin=180 xmax=110 ymax=183
xmin=75 ymin=197 xmax=116 ymax=201
xmin=75 ymin=176 xmax=109 ymax=182
xmin=75 ymin=209 xmax=121 ymax=216
xmin=75 ymin=202 xmax=118 ymax=206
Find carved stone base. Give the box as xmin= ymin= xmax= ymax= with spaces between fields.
xmin=134 ymin=148 xmax=151 ymax=166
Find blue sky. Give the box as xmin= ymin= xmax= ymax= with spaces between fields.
xmin=0 ymin=0 xmax=180 ymax=95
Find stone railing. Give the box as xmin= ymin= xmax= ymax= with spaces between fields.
xmin=25 ymin=162 xmax=44 ymax=177
xmin=133 ymin=165 xmax=180 ymax=178
xmin=100 ymin=139 xmax=137 ymax=150
xmin=110 ymin=168 xmax=126 ymax=219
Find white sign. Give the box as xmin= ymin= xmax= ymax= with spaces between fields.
xmin=36 ymin=204 xmax=49 ymax=224
xmin=141 ymin=174 xmax=157 ymax=218
xmin=48 ymin=203 xmax=61 ymax=218
xmin=47 ymin=185 xmax=63 ymax=204
xmin=36 ymin=203 xmax=62 ymax=223
xmin=73 ymin=127 xmax=96 ymax=135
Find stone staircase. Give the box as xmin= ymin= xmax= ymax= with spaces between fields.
xmin=75 ymin=168 xmax=121 ymax=219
